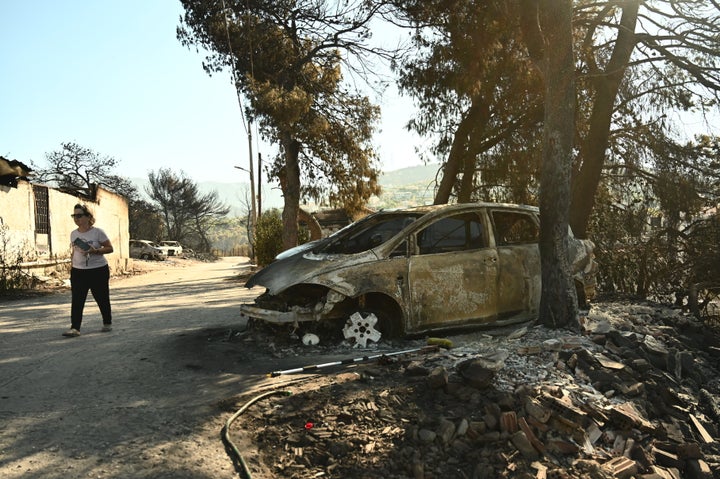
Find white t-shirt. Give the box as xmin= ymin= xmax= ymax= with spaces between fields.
xmin=70 ymin=227 xmax=110 ymax=269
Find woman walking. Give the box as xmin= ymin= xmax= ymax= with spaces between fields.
xmin=62 ymin=204 xmax=114 ymax=337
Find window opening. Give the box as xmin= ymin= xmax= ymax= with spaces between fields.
xmin=417 ymin=213 xmax=485 ymax=254
xmin=491 ymin=211 xmax=539 ymax=245
xmin=33 ymin=185 xmax=50 ymax=234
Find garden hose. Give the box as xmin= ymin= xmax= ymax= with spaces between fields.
xmin=222 ymin=389 xmax=293 ymax=479
xmin=223 ymin=341 xmax=445 ymax=476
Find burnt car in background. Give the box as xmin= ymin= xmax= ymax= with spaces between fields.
xmin=129 ymin=239 xmax=166 ymax=261
xmin=240 ymin=203 xmax=597 ymax=344
xmin=159 ymin=241 xmax=183 ymax=256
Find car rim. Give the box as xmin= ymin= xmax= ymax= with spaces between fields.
xmin=343 ymin=312 xmax=382 ymax=348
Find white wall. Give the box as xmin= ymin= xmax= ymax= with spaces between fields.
xmin=0 ymin=180 xmax=131 ymax=275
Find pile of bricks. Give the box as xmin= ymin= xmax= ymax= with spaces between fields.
xmin=241 ymin=301 xmax=720 ymax=478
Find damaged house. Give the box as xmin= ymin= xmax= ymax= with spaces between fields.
xmin=0 ymin=155 xmax=131 ymax=284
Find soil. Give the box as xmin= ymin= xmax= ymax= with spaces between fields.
xmin=0 ymin=257 xmax=267 ymax=479
xmin=1 ymin=257 xmax=719 ymax=479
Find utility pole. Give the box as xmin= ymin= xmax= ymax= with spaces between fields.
xmin=234 ymin=163 xmax=257 ymax=224
xmin=222 ymin=0 xmax=256 ymax=260
xmin=246 ymin=122 xmax=257 ymax=230
xmin=235 ymin=160 xmax=256 ymax=262
xmin=257 ymin=152 xmax=262 ymax=218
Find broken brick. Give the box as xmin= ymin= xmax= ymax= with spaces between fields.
xmin=602 ymin=456 xmax=638 ymax=479
xmin=638 ymin=465 xmax=682 ymax=479
xmin=510 ymin=430 xmax=540 ymax=460
xmin=518 ymin=417 xmax=545 ymax=454
xmin=685 ymin=459 xmax=713 ymax=479
xmin=609 ymin=402 xmax=656 ymax=433
xmin=651 ymin=446 xmax=683 ymax=469
xmin=500 ymin=411 xmax=518 ymax=433
xmin=545 ymin=439 xmax=579 ymax=455
xmin=525 ymin=396 xmax=551 ymax=423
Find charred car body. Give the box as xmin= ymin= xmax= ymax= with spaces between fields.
xmin=240 ymin=203 xmax=597 ymax=343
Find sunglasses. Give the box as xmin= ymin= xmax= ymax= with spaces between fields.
xmin=70 ymin=214 xmax=87 ymax=219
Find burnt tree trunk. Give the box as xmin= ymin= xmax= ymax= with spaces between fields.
xmin=569 ymin=2 xmax=638 ymax=238
xmin=457 ymin=150 xmax=477 ymax=203
xmin=434 ymin=98 xmax=490 ymax=204
xmin=279 ymin=134 xmax=301 ymax=251
xmin=521 ymin=0 xmax=578 ymax=328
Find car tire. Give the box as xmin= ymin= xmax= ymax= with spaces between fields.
xmin=354 ymin=308 xmax=402 ymax=341
xmin=141 ymin=253 xmax=150 ymax=260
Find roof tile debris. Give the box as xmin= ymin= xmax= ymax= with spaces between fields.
xmin=0 ymin=156 xmax=33 ymax=187
xmin=237 ymin=301 xmax=720 ymax=478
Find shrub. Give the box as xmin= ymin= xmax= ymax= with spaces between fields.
xmin=254 ymin=209 xmax=284 ymax=267
xmin=0 ymin=224 xmax=34 ymax=294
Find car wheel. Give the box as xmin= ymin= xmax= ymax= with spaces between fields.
xmin=343 ymin=311 xmax=382 ymax=347
xmin=140 ymin=253 xmax=150 ymax=260
xmin=343 ymin=308 xmax=402 ymax=345
xmin=371 ymin=308 xmax=403 ymax=339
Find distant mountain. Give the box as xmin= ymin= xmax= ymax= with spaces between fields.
xmin=130 ymin=163 xmax=439 ymax=216
xmin=130 ymin=177 xmax=281 ymax=216
xmin=381 ymin=163 xmax=439 ymax=186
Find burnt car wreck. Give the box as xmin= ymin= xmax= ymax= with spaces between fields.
xmin=240 ymin=203 xmax=597 ymax=346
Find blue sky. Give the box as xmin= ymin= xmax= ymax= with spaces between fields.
xmin=0 ymin=1 xmax=423 ymax=183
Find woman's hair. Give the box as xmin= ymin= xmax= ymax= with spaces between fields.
xmin=74 ymin=203 xmax=96 ymax=226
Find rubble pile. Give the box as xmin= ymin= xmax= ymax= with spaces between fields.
xmin=238 ymin=301 xmax=720 ymax=478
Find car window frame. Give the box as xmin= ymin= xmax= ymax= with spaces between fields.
xmin=489 ymin=210 xmax=539 ymax=246
xmin=319 ymin=212 xmax=424 ymax=255
xmin=411 ymin=211 xmax=488 ymax=256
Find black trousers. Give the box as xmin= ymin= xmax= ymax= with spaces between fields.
xmin=70 ymin=265 xmax=112 ymax=331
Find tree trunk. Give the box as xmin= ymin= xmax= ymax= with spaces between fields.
xmin=457 ymin=150 xmax=476 ymax=203
xmin=569 ymin=2 xmax=639 ymax=238
xmin=537 ymin=0 xmax=579 ymax=328
xmin=298 ymin=207 xmax=323 ymax=240
xmin=434 ymin=98 xmax=490 ymax=204
xmin=279 ymin=134 xmax=301 ymax=251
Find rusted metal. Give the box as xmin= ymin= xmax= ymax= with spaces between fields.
xmin=240 ymin=203 xmax=598 ymax=340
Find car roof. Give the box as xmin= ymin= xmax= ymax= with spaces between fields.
xmin=372 ymin=202 xmax=539 ymax=216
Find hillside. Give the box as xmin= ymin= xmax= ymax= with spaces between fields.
xmin=380 ymin=163 xmax=440 ymax=186
xmin=131 ymin=163 xmax=440 ymax=216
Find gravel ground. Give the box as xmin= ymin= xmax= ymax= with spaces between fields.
xmin=2 ymin=258 xmax=719 ymax=479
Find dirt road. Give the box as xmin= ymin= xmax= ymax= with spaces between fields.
xmin=0 ymin=257 xmax=274 ymax=479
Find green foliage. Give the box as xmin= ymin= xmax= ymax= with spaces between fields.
xmin=207 ymin=216 xmax=250 ymax=252
xmin=393 ymin=0 xmax=542 ymax=204
xmin=254 ymin=209 xmax=283 ymax=267
xmin=128 ymin=198 xmax=165 ymax=242
xmin=178 ymin=0 xmax=383 ymax=249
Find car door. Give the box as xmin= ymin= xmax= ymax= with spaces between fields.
xmin=406 ymin=211 xmax=499 ymax=332
xmin=489 ymin=209 xmax=541 ymax=320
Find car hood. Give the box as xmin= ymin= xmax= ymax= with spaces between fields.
xmin=245 ymin=247 xmax=377 ymax=294
xmin=273 ymin=239 xmax=322 ymax=261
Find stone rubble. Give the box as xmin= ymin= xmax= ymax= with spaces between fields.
xmin=236 ymin=301 xmax=720 ymax=479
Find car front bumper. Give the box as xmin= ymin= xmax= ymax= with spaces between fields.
xmin=239 ymin=303 xmax=314 ymax=324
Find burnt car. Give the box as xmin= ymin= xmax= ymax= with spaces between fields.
xmin=240 ymin=203 xmax=597 ymax=344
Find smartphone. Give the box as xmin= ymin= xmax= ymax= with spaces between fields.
xmin=73 ymin=237 xmax=92 ymax=251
